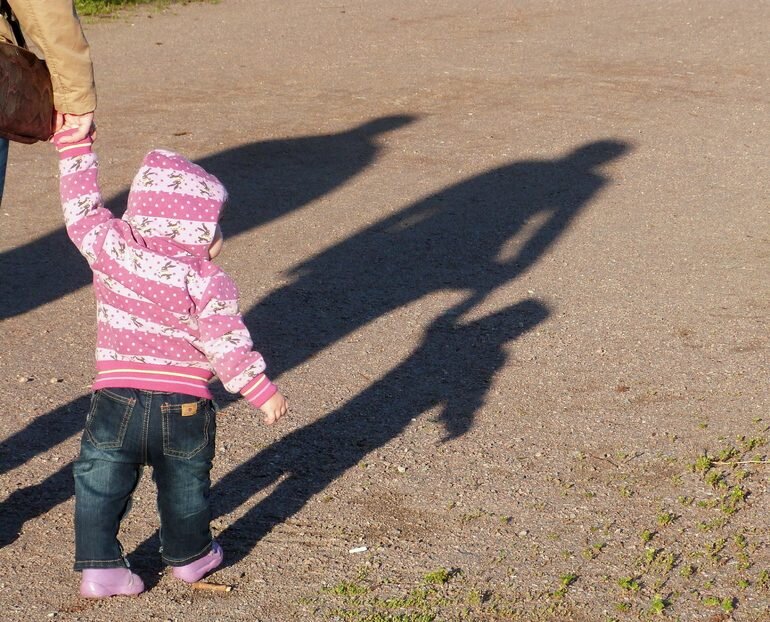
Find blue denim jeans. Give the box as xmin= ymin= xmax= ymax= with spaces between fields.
xmin=73 ymin=388 xmax=217 ymax=570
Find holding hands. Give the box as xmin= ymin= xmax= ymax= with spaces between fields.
xmin=54 ymin=111 xmax=95 ymax=143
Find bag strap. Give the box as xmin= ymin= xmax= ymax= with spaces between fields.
xmin=0 ymin=0 xmax=26 ymax=48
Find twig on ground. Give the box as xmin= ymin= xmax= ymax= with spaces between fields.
xmin=712 ymin=460 xmax=770 ymax=466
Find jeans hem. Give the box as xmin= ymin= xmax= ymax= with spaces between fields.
xmin=162 ymin=541 xmax=213 ymax=567
xmin=74 ymin=558 xmax=128 ymax=571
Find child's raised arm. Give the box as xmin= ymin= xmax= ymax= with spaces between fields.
xmin=53 ymin=129 xmax=113 ymax=266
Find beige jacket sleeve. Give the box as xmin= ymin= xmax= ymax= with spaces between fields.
xmin=2 ymin=0 xmax=96 ymax=114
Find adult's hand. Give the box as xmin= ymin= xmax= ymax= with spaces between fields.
xmin=54 ymin=112 xmax=95 ymax=143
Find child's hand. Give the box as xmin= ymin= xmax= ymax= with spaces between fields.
xmin=51 ymin=127 xmax=94 ymax=158
xmin=54 ymin=112 xmax=95 ymax=143
xmin=259 ymin=391 xmax=288 ymax=425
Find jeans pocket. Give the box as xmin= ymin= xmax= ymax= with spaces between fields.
xmin=161 ymin=397 xmax=215 ymax=459
xmin=85 ymin=389 xmax=135 ymax=450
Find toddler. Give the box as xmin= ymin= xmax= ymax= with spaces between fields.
xmin=53 ymin=129 xmax=288 ymax=597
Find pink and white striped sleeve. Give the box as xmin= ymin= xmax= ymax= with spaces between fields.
xmin=55 ymin=133 xmax=114 ymax=266
xmin=194 ymin=268 xmax=278 ymax=409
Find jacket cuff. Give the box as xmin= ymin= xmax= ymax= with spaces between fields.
xmin=241 ymin=374 xmax=278 ymax=409
xmin=52 ymin=128 xmax=93 ymax=159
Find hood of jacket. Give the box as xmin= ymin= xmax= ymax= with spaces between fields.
xmin=123 ymin=149 xmax=227 ymax=259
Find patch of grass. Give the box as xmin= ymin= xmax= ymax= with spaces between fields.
xmin=75 ymin=0 xmax=175 ymax=16
xmin=720 ymin=596 xmax=736 ymax=613
xmin=642 ymin=547 xmax=659 ymax=566
xmin=758 ymin=570 xmax=770 ymax=590
xmin=380 ymin=588 xmax=436 ymax=610
xmin=716 ymin=446 xmax=740 ymax=462
xmin=702 ymin=595 xmax=735 ymax=613
xmin=640 ymin=529 xmax=655 ymax=544
xmin=458 ymin=509 xmax=485 ymax=524
xmin=653 ymin=550 xmax=676 ymax=575
xmin=649 ymin=594 xmax=668 ymax=614
xmin=679 ymin=563 xmax=695 ymax=578
xmin=614 ymin=602 xmax=631 ymax=612
xmin=738 ymin=435 xmax=767 ymax=452
xmin=733 ymin=533 xmax=748 ymax=550
xmin=552 ymin=573 xmax=577 ymax=599
xmin=705 ymin=469 xmax=726 ymax=490
xmin=657 ymin=511 xmax=677 ymax=526
xmin=705 ymin=538 xmax=727 ymax=563
xmin=618 ymin=576 xmax=641 ymax=593
xmin=720 ymin=485 xmax=747 ymax=514
xmin=692 ymin=455 xmax=713 ymax=473
xmin=465 ymin=588 xmax=483 ymax=607
xmin=423 ymin=568 xmax=453 ymax=585
xmin=697 ymin=516 xmax=726 ymax=532
xmin=325 ymin=581 xmax=369 ymax=598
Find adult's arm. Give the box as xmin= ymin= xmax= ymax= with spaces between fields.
xmin=7 ymin=0 xmax=96 ymax=114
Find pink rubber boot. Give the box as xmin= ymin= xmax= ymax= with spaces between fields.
xmin=172 ymin=541 xmax=223 ymax=583
xmin=80 ymin=568 xmax=145 ymax=598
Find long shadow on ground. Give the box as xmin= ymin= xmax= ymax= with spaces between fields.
xmin=131 ymin=139 xmax=631 ymax=582
xmin=0 ymin=116 xmax=412 ymax=544
xmin=1 ymin=139 xmax=631 ymax=587
xmin=0 ymin=116 xmax=413 ymax=319
xmin=212 ymin=298 xmax=549 ymax=568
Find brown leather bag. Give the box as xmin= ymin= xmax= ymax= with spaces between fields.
xmin=0 ymin=0 xmax=54 ymax=144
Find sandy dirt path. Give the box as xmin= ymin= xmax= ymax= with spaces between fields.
xmin=0 ymin=1 xmax=768 ymax=620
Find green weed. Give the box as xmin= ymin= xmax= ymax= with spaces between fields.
xmin=679 ymin=564 xmax=695 ymax=578
xmin=75 ymin=0 xmax=200 ymax=16
xmin=618 ymin=576 xmax=641 ymax=593
xmin=692 ymin=455 xmax=713 ymax=473
xmin=325 ymin=581 xmax=369 ymax=598
xmin=552 ymin=573 xmax=577 ymax=599
xmin=649 ymin=594 xmax=668 ymax=614
xmin=657 ymin=511 xmax=677 ymax=526
xmin=423 ymin=569 xmax=452 ymax=585
xmin=614 ymin=602 xmax=631 ymax=612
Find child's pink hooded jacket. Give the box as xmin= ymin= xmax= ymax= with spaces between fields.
xmin=57 ymin=143 xmax=277 ymax=408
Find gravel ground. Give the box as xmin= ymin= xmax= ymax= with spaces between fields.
xmin=0 ymin=1 xmax=768 ymax=620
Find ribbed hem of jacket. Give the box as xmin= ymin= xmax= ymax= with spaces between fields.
xmin=241 ymin=374 xmax=278 ymax=408
xmin=93 ymin=361 xmax=214 ymax=399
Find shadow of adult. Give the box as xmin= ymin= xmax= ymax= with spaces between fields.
xmin=130 ymin=298 xmax=549 ymax=580
xmin=213 ymin=299 xmax=549 ymax=564
xmin=0 ymin=116 xmax=415 ymax=548
xmin=0 ymin=396 xmax=88 ymax=478
xmin=242 ymin=139 xmax=631 ymax=379
xmin=194 ymin=139 xmax=632 ymax=566
xmin=4 ymin=139 xmax=632 ymax=572
xmin=0 ymin=462 xmax=74 ymax=547
xmin=0 ymin=116 xmax=414 ymax=319
xmin=0 ymin=398 xmax=87 ymax=547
